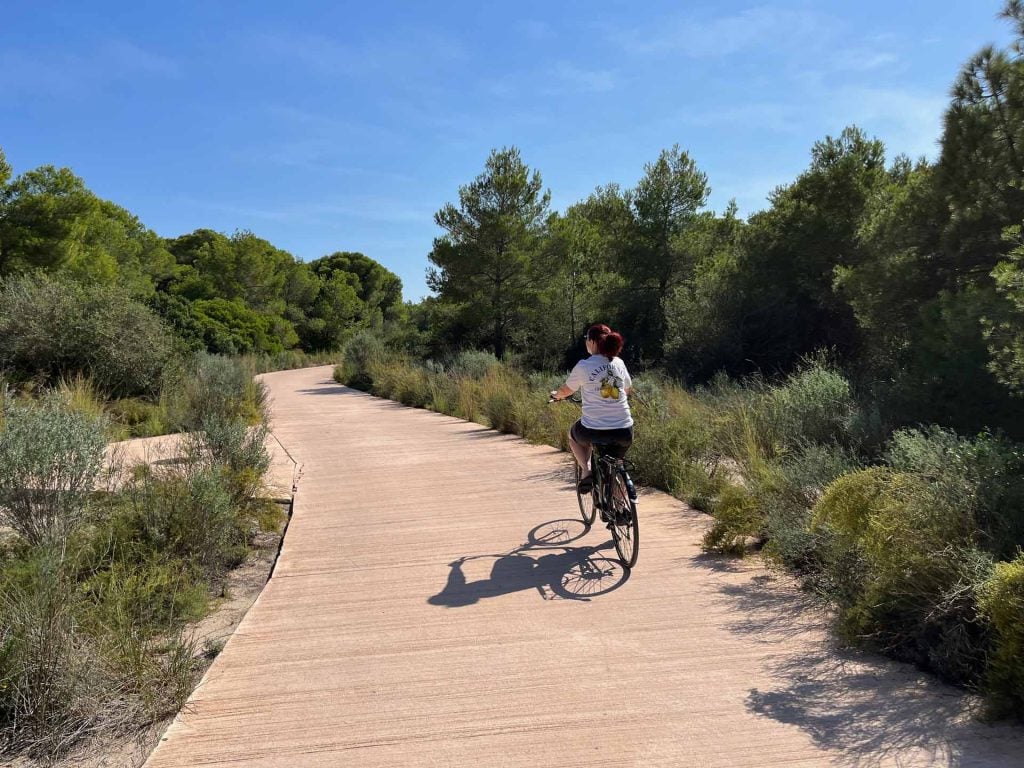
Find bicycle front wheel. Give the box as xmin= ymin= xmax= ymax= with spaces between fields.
xmin=575 ymin=462 xmax=596 ymax=527
xmin=609 ymin=470 xmax=639 ymax=568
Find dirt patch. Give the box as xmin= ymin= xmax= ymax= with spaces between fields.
xmin=39 ymin=502 xmax=289 ymax=768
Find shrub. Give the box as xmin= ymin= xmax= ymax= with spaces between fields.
xmin=0 ymin=274 xmax=172 ymax=397
xmin=979 ymin=554 xmax=1024 ymax=718
xmin=0 ymin=395 xmax=107 ymax=546
xmin=0 ymin=545 xmax=200 ymax=757
xmin=336 ymin=331 xmax=387 ymax=390
xmin=186 ymin=414 xmax=271 ymax=519
xmin=164 ymin=353 xmax=265 ymax=432
xmin=760 ymin=442 xmax=861 ymax=575
xmin=451 ymin=349 xmax=499 ymax=380
xmin=702 ymin=484 xmax=761 ymax=555
xmin=758 ymin=360 xmax=857 ymax=449
xmin=886 ymin=427 xmax=1024 ymax=558
xmin=106 ymin=464 xmax=244 ymax=578
xmin=0 ymin=549 xmax=111 ymax=756
xmin=813 ymin=468 xmax=992 ymax=683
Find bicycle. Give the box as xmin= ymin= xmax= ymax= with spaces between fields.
xmin=550 ymin=394 xmax=640 ymax=568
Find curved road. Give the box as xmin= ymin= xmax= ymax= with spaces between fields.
xmin=145 ymin=366 xmax=1023 ymax=767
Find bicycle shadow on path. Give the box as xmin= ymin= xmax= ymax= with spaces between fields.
xmin=690 ymin=555 xmax=1024 ymax=767
xmin=429 ymin=519 xmax=630 ymax=606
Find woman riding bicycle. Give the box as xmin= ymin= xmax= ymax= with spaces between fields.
xmin=550 ymin=324 xmax=633 ymax=493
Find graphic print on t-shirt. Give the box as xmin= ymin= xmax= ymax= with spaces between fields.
xmin=599 ymin=373 xmax=624 ymax=399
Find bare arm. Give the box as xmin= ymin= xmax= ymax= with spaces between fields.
xmin=550 ymin=384 xmax=575 ymax=401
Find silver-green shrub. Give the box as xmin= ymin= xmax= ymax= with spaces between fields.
xmin=336 ymin=331 xmax=386 ymax=389
xmin=0 ymin=274 xmax=172 ymax=397
xmin=165 ymin=353 xmax=259 ymax=431
xmin=450 ymin=349 xmax=499 ymax=379
xmin=0 ymin=396 xmax=106 ymax=546
xmin=759 ymin=360 xmax=857 ymax=448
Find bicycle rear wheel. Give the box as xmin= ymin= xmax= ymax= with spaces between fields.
xmin=609 ymin=470 xmax=639 ymax=568
xmin=575 ymin=462 xmax=596 ymax=527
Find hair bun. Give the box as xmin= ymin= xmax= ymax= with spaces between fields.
xmin=597 ymin=330 xmax=624 ymax=360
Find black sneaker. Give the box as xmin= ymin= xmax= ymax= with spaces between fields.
xmin=577 ymin=475 xmax=594 ymax=493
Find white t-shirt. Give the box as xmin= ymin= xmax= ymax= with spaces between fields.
xmin=564 ymin=355 xmax=633 ymax=430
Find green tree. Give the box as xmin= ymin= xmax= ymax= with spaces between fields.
xmin=428 ymin=147 xmax=550 ymax=358
xmin=310 ymin=251 xmax=402 ymax=324
xmin=0 ymin=159 xmax=173 ymax=292
xmin=616 ymin=146 xmax=710 ymax=364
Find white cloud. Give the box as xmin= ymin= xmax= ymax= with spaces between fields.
xmin=610 ymin=6 xmax=829 ymax=58
xmin=829 ymin=86 xmax=947 ymax=159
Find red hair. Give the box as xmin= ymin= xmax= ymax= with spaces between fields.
xmin=586 ymin=324 xmax=624 ymax=360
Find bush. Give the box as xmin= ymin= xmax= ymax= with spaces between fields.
xmin=0 ymin=274 xmax=172 ymax=397
xmin=111 ymin=464 xmax=245 ymax=578
xmin=0 ymin=545 xmax=199 ymax=758
xmin=702 ymin=484 xmax=761 ymax=555
xmin=812 ymin=468 xmax=992 ymax=683
xmin=761 ymin=442 xmax=861 ymax=575
xmin=164 ymin=353 xmax=265 ymax=432
xmin=886 ymin=427 xmax=1024 ymax=558
xmin=0 ymin=395 xmax=107 ymax=546
xmin=189 ymin=414 xmax=271 ymax=513
xmin=336 ymin=331 xmax=386 ymax=390
xmin=758 ymin=360 xmax=857 ymax=449
xmin=979 ymin=554 xmax=1024 ymax=718
xmin=0 ymin=549 xmax=111 ymax=756
xmin=451 ymin=349 xmax=499 ymax=379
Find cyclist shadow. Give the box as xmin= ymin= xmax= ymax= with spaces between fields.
xmin=428 ymin=519 xmax=630 ymax=607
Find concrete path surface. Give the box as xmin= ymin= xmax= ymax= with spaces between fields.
xmin=144 ymin=366 xmax=1024 ymax=767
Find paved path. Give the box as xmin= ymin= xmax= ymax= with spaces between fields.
xmin=145 ymin=366 xmax=1023 ymax=767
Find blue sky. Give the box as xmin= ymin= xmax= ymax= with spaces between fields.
xmin=0 ymin=1 xmax=1013 ymax=300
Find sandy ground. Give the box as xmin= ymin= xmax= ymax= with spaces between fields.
xmin=138 ymin=366 xmax=1024 ymax=768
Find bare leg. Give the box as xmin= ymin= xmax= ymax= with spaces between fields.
xmin=569 ymin=432 xmax=592 ymax=478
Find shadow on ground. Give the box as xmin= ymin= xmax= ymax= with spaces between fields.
xmin=430 ymin=519 xmax=629 ymax=605
xmin=691 ymin=554 xmax=1024 ymax=767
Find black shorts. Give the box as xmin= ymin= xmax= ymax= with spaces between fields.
xmin=570 ymin=420 xmax=634 ymax=458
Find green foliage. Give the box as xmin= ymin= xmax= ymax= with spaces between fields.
xmin=886 ymin=427 xmax=1024 ymax=558
xmin=0 ymin=545 xmax=198 ymax=758
xmin=106 ymin=397 xmax=167 ymax=439
xmin=0 ymin=395 xmax=107 ymax=546
xmin=428 ymin=147 xmax=550 ymax=359
xmin=0 ymin=273 xmax=173 ymax=397
xmin=191 ymin=297 xmax=289 ymax=355
xmin=0 ymin=549 xmax=112 ymax=756
xmin=108 ymin=465 xmax=245 ymax=578
xmin=702 ymin=485 xmax=761 ymax=555
xmin=812 ymin=468 xmax=994 ymax=684
xmin=0 ymin=164 xmax=173 ymax=292
xmin=450 ymin=349 xmax=500 ymax=379
xmin=758 ymin=359 xmax=857 ymax=449
xmin=165 ymin=353 xmax=265 ymax=432
xmin=978 ymin=553 xmax=1024 ymax=718
xmin=760 ymin=442 xmax=861 ymax=576
xmin=336 ymin=330 xmax=387 ymax=390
